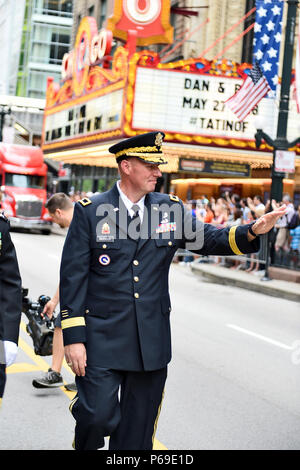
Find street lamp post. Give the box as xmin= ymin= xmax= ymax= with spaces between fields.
xmin=255 ymin=0 xmax=300 ymax=280
xmin=0 ymin=106 xmax=11 ymax=142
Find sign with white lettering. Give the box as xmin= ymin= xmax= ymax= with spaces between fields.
xmin=132 ymin=67 xmax=277 ymax=141
xmin=43 ymin=88 xmax=124 ymax=145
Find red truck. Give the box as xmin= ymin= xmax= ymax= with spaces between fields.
xmin=0 ymin=143 xmax=52 ymax=234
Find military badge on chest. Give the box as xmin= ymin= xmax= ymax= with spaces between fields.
xmin=156 ymin=212 xmax=177 ymax=234
xmin=99 ymin=254 xmax=111 ymax=266
xmin=96 ymin=222 xmax=115 ymax=242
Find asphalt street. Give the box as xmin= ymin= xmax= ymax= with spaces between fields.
xmin=0 ymin=228 xmax=300 ymax=450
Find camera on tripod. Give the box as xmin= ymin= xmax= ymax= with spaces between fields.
xmin=22 ymin=288 xmax=55 ymax=356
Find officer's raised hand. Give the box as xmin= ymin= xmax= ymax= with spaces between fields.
xmin=247 ymin=204 xmax=287 ymax=240
xmin=64 ymin=343 xmax=87 ymax=376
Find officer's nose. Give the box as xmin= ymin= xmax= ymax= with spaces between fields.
xmin=154 ymin=166 xmax=162 ymax=177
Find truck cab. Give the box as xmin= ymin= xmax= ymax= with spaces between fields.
xmin=0 ymin=144 xmax=52 ymax=233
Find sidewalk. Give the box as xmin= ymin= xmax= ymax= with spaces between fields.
xmin=190 ymin=261 xmax=300 ymax=303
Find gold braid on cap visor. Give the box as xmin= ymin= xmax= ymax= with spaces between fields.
xmin=115 ymin=146 xmax=167 ymax=164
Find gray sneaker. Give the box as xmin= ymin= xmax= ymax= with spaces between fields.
xmin=32 ymin=368 xmax=63 ymax=388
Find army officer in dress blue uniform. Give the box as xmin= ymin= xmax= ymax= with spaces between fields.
xmin=0 ymin=213 xmax=22 ymax=408
xmin=59 ymin=132 xmax=287 ymax=450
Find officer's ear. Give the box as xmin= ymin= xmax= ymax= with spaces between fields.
xmin=119 ymin=159 xmax=132 ymax=176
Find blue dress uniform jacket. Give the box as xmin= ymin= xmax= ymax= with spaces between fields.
xmin=60 ymin=183 xmax=259 ymax=372
xmin=0 ymin=214 xmax=22 ymax=405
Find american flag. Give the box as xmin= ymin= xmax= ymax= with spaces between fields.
xmin=225 ymin=62 xmax=271 ymax=121
xmin=253 ymin=0 xmax=284 ymax=93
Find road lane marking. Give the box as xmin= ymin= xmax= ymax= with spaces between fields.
xmin=18 ymin=321 xmax=167 ymax=450
xmin=226 ymin=324 xmax=293 ymax=350
xmin=6 ymin=363 xmax=41 ymax=374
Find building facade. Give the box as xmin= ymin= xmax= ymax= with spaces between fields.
xmin=17 ymin=0 xmax=73 ymax=99
xmin=42 ymin=0 xmax=300 ymax=203
xmin=0 ymin=0 xmax=26 ymax=95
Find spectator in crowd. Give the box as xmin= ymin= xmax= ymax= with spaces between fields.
xmin=204 ymin=203 xmax=215 ymax=223
xmin=273 ymin=195 xmax=295 ymax=262
xmin=289 ymin=222 xmax=300 ymax=269
xmin=247 ymin=195 xmax=265 ymax=218
xmin=240 ymin=198 xmax=251 ymax=222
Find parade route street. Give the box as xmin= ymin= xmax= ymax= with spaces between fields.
xmin=1 ymin=229 xmax=300 ymax=450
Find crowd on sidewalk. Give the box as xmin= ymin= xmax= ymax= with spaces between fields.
xmin=180 ymin=192 xmax=300 ymax=271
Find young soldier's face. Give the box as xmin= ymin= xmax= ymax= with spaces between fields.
xmin=50 ymin=208 xmax=73 ymax=228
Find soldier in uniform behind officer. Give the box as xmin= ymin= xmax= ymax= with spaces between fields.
xmin=59 ymin=131 xmax=287 ymax=450
xmin=0 ymin=213 xmax=22 ymax=407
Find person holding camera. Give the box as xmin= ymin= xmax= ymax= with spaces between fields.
xmin=32 ymin=193 xmax=76 ymax=391
xmin=0 ymin=212 xmax=22 ymax=407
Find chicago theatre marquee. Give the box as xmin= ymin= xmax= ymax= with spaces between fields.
xmin=42 ymin=0 xmax=300 ymax=201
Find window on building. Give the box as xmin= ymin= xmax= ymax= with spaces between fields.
xmin=34 ymin=0 xmax=72 ymax=17
xmin=88 ymin=5 xmax=95 ymax=17
xmin=98 ymin=0 xmax=107 ymax=29
xmin=31 ymin=24 xmax=71 ymax=66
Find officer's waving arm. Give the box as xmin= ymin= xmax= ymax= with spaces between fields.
xmin=179 ymin=200 xmax=260 ymax=256
xmin=179 ymin=199 xmax=286 ymax=256
xmin=60 ymin=200 xmax=91 ymax=376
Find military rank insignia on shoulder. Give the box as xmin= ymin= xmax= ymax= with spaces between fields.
xmin=78 ymin=197 xmax=92 ymax=207
xmin=169 ymin=194 xmax=180 ymax=202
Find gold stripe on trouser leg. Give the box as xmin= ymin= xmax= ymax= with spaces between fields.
xmin=69 ymin=396 xmax=79 ymax=413
xmin=152 ymin=390 xmax=165 ymax=447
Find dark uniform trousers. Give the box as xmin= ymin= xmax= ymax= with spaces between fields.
xmin=0 ymin=214 xmax=22 ymax=406
xmin=71 ymin=366 xmax=167 ymax=450
xmin=60 ymin=184 xmax=260 ymax=450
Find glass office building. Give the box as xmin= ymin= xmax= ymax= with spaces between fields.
xmin=17 ymin=0 xmax=73 ymax=98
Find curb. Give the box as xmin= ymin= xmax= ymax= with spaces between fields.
xmin=190 ymin=262 xmax=300 ymax=303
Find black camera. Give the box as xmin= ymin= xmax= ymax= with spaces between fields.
xmin=22 ymin=288 xmax=55 ymax=356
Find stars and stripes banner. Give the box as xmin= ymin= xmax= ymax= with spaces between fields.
xmin=253 ymin=0 xmax=284 ymax=93
xmin=225 ymin=62 xmax=271 ymax=121
xmin=295 ymin=8 xmax=300 ymax=113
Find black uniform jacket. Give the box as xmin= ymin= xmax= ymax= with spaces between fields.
xmin=0 ymin=214 xmax=22 ymax=401
xmin=60 ymin=184 xmax=259 ymax=372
